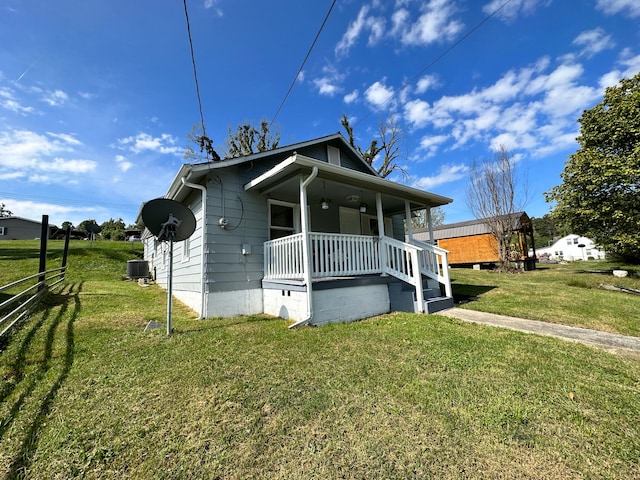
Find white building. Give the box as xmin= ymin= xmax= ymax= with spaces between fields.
xmin=532 ymin=234 xmax=605 ymax=262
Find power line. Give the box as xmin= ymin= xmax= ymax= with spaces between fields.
xmin=353 ymin=0 xmax=515 ymax=127
xmin=270 ymin=0 xmax=337 ymax=127
xmin=183 ymin=0 xmax=207 ymax=138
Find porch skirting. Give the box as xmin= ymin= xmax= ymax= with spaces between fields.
xmin=263 ymin=283 xmax=390 ymax=326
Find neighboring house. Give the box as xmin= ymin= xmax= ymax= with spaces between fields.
xmin=0 ymin=216 xmax=55 ymax=240
xmin=139 ymin=133 xmax=454 ymax=327
xmin=532 ymin=235 xmax=605 ymax=262
xmin=413 ymin=212 xmax=536 ymax=269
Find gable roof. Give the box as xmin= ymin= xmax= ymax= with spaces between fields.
xmin=0 ymin=216 xmax=42 ymax=225
xmin=415 ymin=212 xmax=530 ymax=240
xmin=164 ymin=133 xmax=378 ymax=201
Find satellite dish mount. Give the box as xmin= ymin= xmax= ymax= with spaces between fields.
xmin=141 ymin=198 xmax=196 ymax=335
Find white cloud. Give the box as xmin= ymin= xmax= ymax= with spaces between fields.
xmin=41 ymin=89 xmax=69 ymax=107
xmin=415 ymin=74 xmax=439 ymax=94
xmin=483 ymin=0 xmax=551 ymax=22
xmin=117 ymin=132 xmax=182 ymax=155
xmin=335 ymin=5 xmax=370 ymax=56
xmin=312 ymin=65 xmax=345 ymax=97
xmin=396 ymin=0 xmax=463 ymax=46
xmin=404 ymin=99 xmax=432 ymax=128
xmin=0 ymin=198 xmax=101 ymax=227
xmin=364 ymin=80 xmax=395 ymax=109
xmin=0 ymin=87 xmax=35 ymax=114
xmin=115 ymin=154 xmax=133 ymax=172
xmin=414 ymin=164 xmax=469 ymax=189
xmin=203 ymin=0 xmax=223 ymax=17
xmin=344 ymin=89 xmax=359 ymax=104
xmin=596 ymin=0 xmax=640 ymax=17
xmin=418 ymin=134 xmax=448 ymax=157
xmin=572 ymin=28 xmax=615 ymax=58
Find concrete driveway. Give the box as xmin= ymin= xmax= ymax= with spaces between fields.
xmin=440 ymin=307 xmax=640 ymax=357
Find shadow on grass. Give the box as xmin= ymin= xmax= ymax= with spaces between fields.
xmin=451 ymin=284 xmax=496 ymax=305
xmin=0 ymin=282 xmax=82 ymax=480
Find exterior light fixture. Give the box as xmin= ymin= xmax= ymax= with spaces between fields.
xmin=359 ymin=203 xmax=367 ymax=213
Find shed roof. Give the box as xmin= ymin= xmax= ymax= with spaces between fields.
xmin=415 ymin=212 xmax=530 ymax=240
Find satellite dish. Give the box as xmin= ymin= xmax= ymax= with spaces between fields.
xmin=141 ymin=198 xmax=196 ymax=242
xmin=85 ymin=223 xmax=102 ymax=234
xmin=141 ymin=198 xmax=197 ymax=335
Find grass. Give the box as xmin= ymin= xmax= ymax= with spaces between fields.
xmin=450 ymin=260 xmax=640 ymax=337
xmin=0 ymin=241 xmax=639 ymax=478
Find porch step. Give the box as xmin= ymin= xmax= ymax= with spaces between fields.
xmin=424 ymin=296 xmax=454 ymax=314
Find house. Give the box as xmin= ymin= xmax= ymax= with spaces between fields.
xmin=139 ymin=133 xmax=454 ymax=327
xmin=532 ymin=234 xmax=605 ymax=262
xmin=413 ymin=212 xmax=536 ymax=269
xmin=0 ymin=216 xmax=56 ymax=240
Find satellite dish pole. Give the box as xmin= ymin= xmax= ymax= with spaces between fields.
xmin=142 ymin=198 xmax=197 ymax=335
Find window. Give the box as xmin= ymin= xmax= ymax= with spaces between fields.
xmin=268 ymin=200 xmax=299 ymax=240
xmin=573 ymin=238 xmax=579 ymax=244
xmin=566 ymin=239 xmax=572 ymax=245
xmin=0 ymin=227 xmax=6 ymax=236
xmin=182 ymin=237 xmax=191 ymax=262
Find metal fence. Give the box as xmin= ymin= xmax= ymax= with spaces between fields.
xmin=0 ymin=215 xmax=70 ymax=338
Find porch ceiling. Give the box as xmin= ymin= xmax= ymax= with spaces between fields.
xmin=244 ymin=154 xmax=452 ymax=215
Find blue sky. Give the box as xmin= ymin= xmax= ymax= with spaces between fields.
xmin=1 ymin=0 xmax=639 ymax=228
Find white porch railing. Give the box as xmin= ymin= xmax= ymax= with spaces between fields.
xmin=309 ymin=233 xmax=381 ymax=278
xmin=263 ymin=232 xmax=305 ymax=280
xmin=264 ymin=232 xmax=451 ymax=298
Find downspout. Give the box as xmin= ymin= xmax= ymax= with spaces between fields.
xmin=289 ymin=165 xmax=318 ymax=329
xmin=181 ymin=176 xmax=208 ymax=319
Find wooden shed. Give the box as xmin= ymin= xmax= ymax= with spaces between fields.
xmin=414 ymin=212 xmax=536 ymax=269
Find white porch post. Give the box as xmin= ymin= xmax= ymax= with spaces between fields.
xmin=376 ymin=193 xmax=387 ymax=275
xmin=427 ymin=207 xmax=435 ymax=245
xmin=405 ymin=200 xmax=413 ymax=242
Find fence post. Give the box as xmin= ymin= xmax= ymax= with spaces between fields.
xmin=61 ymin=225 xmax=71 ymax=279
xmin=38 ymin=215 xmax=49 ymax=290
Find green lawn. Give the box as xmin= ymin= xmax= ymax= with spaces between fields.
xmin=1 ymin=242 xmax=639 ymax=478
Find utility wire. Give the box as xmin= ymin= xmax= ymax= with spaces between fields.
xmin=353 ymin=0 xmax=515 ymax=127
xmin=183 ymin=0 xmax=208 ymax=138
xmin=270 ymin=0 xmax=337 ymax=127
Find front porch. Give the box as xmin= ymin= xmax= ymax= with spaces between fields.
xmin=262 ymin=232 xmax=453 ymax=326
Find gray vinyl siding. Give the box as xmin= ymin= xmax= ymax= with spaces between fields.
xmin=203 ymin=165 xmax=269 ymax=294
xmin=170 ymin=190 xmax=203 ymax=292
xmin=0 ymin=218 xmax=42 ymax=240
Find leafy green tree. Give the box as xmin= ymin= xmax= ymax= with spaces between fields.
xmin=546 ymin=73 xmax=640 ymax=263
xmin=78 ymin=219 xmax=100 ymax=233
xmin=530 ymin=214 xmax=570 ymax=248
xmin=61 ymin=221 xmax=74 ymax=230
xmin=100 ymin=218 xmax=126 ymax=241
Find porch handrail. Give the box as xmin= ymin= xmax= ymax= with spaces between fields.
xmin=408 ymin=238 xmax=452 ymax=297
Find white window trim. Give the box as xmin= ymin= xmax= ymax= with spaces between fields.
xmin=268 ymin=199 xmax=300 ymax=239
xmin=0 ymin=227 xmax=6 ymax=236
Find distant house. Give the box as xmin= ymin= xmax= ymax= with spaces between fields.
xmin=139 ymin=133 xmax=454 ymax=327
xmin=413 ymin=212 xmax=536 ymax=269
xmin=532 ymin=235 xmax=605 ymax=262
xmin=0 ymin=216 xmax=56 ymax=240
